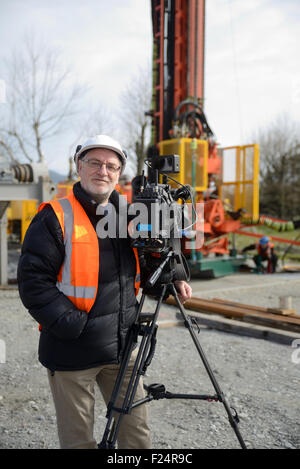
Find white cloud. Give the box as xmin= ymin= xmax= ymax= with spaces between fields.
xmin=0 ymin=0 xmax=299 ymax=173
xmin=205 ymin=0 xmax=300 ymax=147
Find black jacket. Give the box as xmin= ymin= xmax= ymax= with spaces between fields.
xmin=17 ymin=183 xmax=139 ymax=371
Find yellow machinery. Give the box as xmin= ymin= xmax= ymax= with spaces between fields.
xmin=158 ymin=138 xmax=259 ymax=277
xmin=159 ymin=138 xmax=208 ymax=192
xmin=7 ymin=179 xmax=77 ymax=243
xmin=219 ymin=144 xmax=260 ymax=222
xmin=7 ymin=200 xmax=38 ymax=244
xmin=159 ymin=138 xmax=259 ymax=219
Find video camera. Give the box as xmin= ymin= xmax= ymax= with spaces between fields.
xmin=129 ymin=151 xmax=194 ymax=288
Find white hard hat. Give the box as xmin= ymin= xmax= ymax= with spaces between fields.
xmin=74 ymin=135 xmax=127 ymax=172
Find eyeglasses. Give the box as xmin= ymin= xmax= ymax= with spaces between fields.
xmin=82 ymin=158 xmax=121 ymax=174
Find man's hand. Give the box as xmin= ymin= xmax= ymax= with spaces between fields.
xmin=174 ymin=280 xmax=192 ymax=304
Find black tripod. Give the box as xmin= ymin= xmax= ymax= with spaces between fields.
xmin=99 ymin=254 xmax=247 ymax=449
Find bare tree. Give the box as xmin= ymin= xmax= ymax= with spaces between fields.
xmin=251 ymin=115 xmax=300 ymax=219
xmin=75 ymin=104 xmax=115 ymax=142
xmin=117 ymin=66 xmax=152 ymax=176
xmin=65 ymin=103 xmax=116 ymax=180
xmin=0 ymin=32 xmax=85 ymax=163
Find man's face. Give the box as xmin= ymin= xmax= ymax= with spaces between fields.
xmin=77 ymin=148 xmax=121 ymax=203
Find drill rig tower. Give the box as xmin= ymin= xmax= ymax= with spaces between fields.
xmin=150 ymin=0 xmax=259 ymax=278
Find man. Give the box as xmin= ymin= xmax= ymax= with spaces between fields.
xmin=17 ymin=135 xmax=192 ymax=449
xmin=242 ymin=236 xmax=278 ymax=273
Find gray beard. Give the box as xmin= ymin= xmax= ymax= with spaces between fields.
xmin=92 ymin=191 xmax=111 ymax=205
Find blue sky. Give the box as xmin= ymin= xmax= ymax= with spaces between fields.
xmin=0 ymin=0 xmax=299 ymax=175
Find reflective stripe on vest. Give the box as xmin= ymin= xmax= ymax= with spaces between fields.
xmin=39 ymin=193 xmax=140 ymax=312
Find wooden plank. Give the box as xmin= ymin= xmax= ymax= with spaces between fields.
xmin=271 ymin=309 xmax=297 ymax=316
xmin=164 ymin=296 xmax=300 ymax=333
xmin=211 ymin=298 xmax=299 ymax=317
xmin=185 ymin=298 xmax=300 ymax=325
xmin=211 ymin=297 xmax=272 ymax=313
xmin=183 ymin=310 xmax=300 ymax=345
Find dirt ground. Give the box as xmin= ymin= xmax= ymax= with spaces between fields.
xmin=0 ymin=268 xmax=300 ymax=449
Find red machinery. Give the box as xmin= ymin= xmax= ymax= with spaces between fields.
xmin=151 ymin=0 xmax=206 ymax=142
xmin=150 ymin=0 xmax=245 ymax=276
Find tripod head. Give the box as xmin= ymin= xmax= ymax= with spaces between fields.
xmin=142 ymin=247 xmax=190 ymax=300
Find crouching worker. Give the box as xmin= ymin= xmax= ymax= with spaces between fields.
xmin=17 ymin=135 xmax=192 ymax=449
xmin=242 ymin=236 xmax=278 ymax=273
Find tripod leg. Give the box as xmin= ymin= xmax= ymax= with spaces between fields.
xmin=99 ymin=293 xmax=147 ymax=448
xmin=99 ymin=324 xmax=138 ymax=447
xmin=99 ymin=286 xmax=167 ymax=448
xmin=170 ymin=284 xmax=247 ymax=449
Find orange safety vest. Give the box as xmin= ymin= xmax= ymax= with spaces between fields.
xmin=256 ymin=241 xmax=274 ymax=256
xmin=38 ymin=192 xmax=140 ymax=313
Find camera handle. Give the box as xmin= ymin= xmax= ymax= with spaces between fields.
xmin=98 ymin=272 xmax=247 ymax=449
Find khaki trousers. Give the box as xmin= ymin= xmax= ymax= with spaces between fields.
xmin=47 ymin=350 xmax=152 ymax=449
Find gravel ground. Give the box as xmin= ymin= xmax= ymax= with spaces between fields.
xmin=1 ymin=267 xmax=300 ymax=450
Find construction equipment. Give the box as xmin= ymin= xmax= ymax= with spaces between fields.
xmin=54 ymin=157 xmax=78 ymax=199
xmin=150 ymin=0 xmax=259 ymax=278
xmin=6 ymin=156 xmax=77 ymax=243
xmin=0 ymin=154 xmax=56 ymax=284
